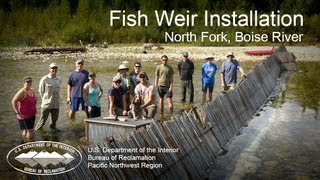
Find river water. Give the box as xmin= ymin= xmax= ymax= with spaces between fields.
xmin=0 ymin=54 xmax=319 ymax=179
xmin=207 ymin=62 xmax=320 ymax=179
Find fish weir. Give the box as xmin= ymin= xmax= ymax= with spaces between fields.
xmin=26 ymin=44 xmax=298 ymax=179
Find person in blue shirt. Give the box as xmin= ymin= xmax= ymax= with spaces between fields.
xmin=201 ymin=57 xmax=218 ymax=102
xmin=67 ymin=59 xmax=89 ymax=120
xmin=220 ymin=52 xmax=246 ymax=92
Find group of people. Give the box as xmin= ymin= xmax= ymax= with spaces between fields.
xmin=11 ymin=51 xmax=245 ymax=142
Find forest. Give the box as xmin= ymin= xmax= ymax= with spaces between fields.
xmin=0 ymin=0 xmax=319 ymax=46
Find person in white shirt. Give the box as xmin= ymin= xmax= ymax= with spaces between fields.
xmin=35 ymin=63 xmax=61 ymax=130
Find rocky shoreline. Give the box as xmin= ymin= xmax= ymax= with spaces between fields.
xmin=1 ymin=45 xmax=319 ymax=62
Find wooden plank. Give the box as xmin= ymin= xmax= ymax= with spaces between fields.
xmin=163 ymin=120 xmax=202 ymax=178
xmin=174 ymin=115 xmax=209 ymax=171
xmin=181 ymin=112 xmax=218 ymax=162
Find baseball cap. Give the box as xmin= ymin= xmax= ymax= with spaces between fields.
xmin=181 ymin=51 xmax=188 ymax=57
xmin=49 ymin=63 xmax=58 ymax=68
xmin=76 ymin=58 xmax=84 ymax=64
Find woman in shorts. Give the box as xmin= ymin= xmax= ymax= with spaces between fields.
xmin=12 ymin=77 xmax=37 ymax=142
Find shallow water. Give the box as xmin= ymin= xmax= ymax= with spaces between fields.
xmin=0 ymin=55 xmax=318 ymax=178
xmin=207 ymin=62 xmax=320 ymax=179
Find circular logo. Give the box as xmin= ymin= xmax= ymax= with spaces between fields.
xmin=7 ymin=141 xmax=82 ymax=175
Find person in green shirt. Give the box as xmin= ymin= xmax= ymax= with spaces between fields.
xmin=155 ymin=55 xmax=174 ymax=116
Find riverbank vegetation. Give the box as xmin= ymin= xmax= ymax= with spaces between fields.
xmin=0 ymin=0 xmax=319 ymax=46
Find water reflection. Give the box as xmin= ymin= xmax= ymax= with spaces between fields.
xmin=207 ymin=69 xmax=320 ymax=179
xmin=286 ymin=62 xmax=320 ymax=118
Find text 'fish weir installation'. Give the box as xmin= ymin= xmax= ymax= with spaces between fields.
xmin=27 ymin=45 xmax=297 ymax=179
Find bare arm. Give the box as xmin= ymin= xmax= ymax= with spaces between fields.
xmin=11 ymin=89 xmax=25 ymax=114
xmin=168 ymin=76 xmax=173 ymax=92
xmin=98 ymin=83 xmax=103 ymax=99
xmin=67 ymin=85 xmax=72 ymax=102
xmin=154 ymin=75 xmax=159 ymax=87
xmin=220 ymin=73 xmax=225 ymax=87
xmin=83 ymin=83 xmax=90 ymax=107
xmin=239 ymin=67 xmax=246 ymax=77
xmin=109 ymin=95 xmax=115 ymax=116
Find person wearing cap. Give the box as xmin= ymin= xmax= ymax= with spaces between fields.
xmin=117 ymin=64 xmax=135 ymax=111
xmin=202 ymin=57 xmax=218 ymax=102
xmin=129 ymin=62 xmax=143 ymax=86
xmin=177 ymin=51 xmax=194 ymax=103
xmin=67 ymin=58 xmax=89 ymax=120
xmin=83 ymin=72 xmax=103 ymax=118
xmin=12 ymin=77 xmax=37 ymax=142
xmin=134 ymin=72 xmax=158 ymax=118
xmin=35 ymin=63 xmax=61 ymax=130
xmin=221 ymin=52 xmax=246 ymax=91
xmin=155 ymin=55 xmax=174 ymax=116
xmin=108 ymin=75 xmax=128 ymax=117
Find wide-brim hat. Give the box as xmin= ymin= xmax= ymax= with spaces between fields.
xmin=205 ymin=57 xmax=215 ymax=61
xmin=117 ymin=64 xmax=129 ymax=71
xmin=226 ymin=51 xmax=234 ymax=58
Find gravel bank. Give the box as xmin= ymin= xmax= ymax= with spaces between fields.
xmin=1 ymin=45 xmax=319 ymax=62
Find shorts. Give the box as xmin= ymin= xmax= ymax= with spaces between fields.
xmin=70 ymin=97 xmax=86 ymax=112
xmin=18 ymin=116 xmax=35 ymax=130
xmin=87 ymin=106 xmax=101 ymax=118
xmin=158 ymin=86 xmax=173 ymax=98
xmin=202 ymin=82 xmax=214 ymax=92
xmin=224 ymin=83 xmax=236 ymax=91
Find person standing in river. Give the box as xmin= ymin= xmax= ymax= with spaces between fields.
xmin=201 ymin=57 xmax=218 ymax=102
xmin=67 ymin=58 xmax=89 ymax=120
xmin=35 ymin=63 xmax=61 ymax=130
xmin=177 ymin=51 xmax=194 ymax=103
xmin=83 ymin=72 xmax=103 ymax=118
xmin=12 ymin=77 xmax=37 ymax=142
xmin=221 ymin=52 xmax=246 ymax=92
xmin=155 ymin=55 xmax=174 ymax=116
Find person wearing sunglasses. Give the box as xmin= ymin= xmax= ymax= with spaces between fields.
xmin=108 ymin=75 xmax=128 ymax=117
xmin=129 ymin=62 xmax=143 ymax=86
xmin=35 ymin=63 xmax=61 ymax=130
